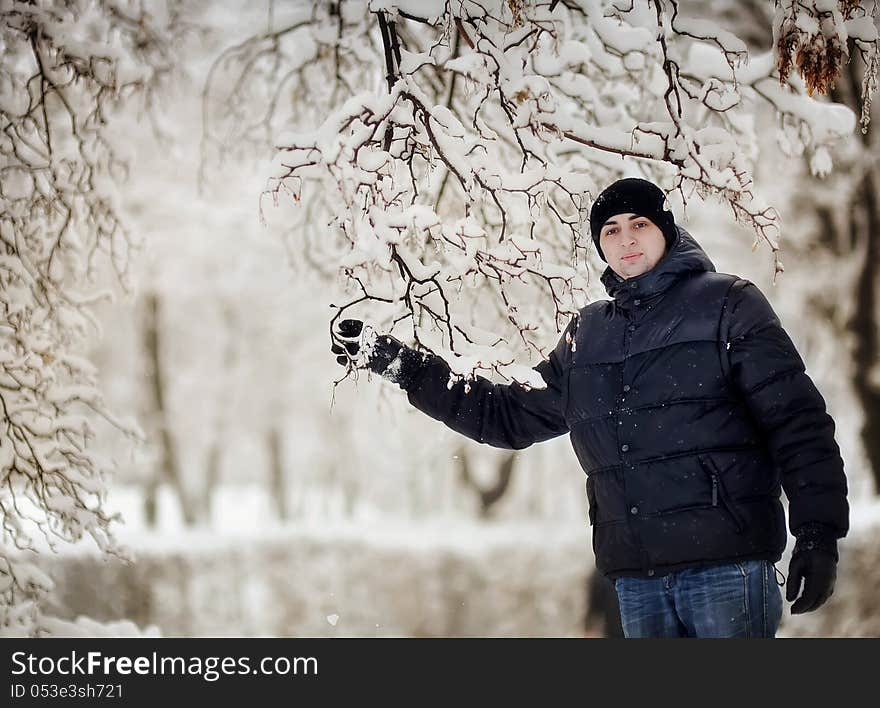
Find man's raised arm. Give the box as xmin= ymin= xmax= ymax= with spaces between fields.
xmin=331 ymin=317 xmax=578 ymax=450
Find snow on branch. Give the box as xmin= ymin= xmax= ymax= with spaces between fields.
xmin=204 ymin=0 xmax=866 ymax=388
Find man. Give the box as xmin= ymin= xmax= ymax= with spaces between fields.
xmin=330 ymin=177 xmax=849 ymax=638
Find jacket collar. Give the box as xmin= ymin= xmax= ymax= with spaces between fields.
xmin=600 ymin=225 xmax=716 ymax=308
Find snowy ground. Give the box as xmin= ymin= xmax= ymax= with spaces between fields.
xmin=33 ymin=484 xmax=880 ymax=637
xmin=38 ymin=484 xmax=592 ymax=637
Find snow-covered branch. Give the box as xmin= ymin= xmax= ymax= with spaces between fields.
xmin=203 ymin=0 xmax=874 ymax=388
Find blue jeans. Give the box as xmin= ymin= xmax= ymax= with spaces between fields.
xmin=613 ymin=560 xmax=783 ymax=638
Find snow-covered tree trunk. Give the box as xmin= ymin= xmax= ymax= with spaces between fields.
xmin=200 ymin=301 xmax=242 ymax=524
xmin=267 ymin=425 xmax=289 ymax=522
xmin=456 ymin=444 xmax=518 ymax=518
xmin=141 ymin=291 xmax=195 ymax=527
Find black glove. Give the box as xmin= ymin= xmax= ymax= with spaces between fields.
xmin=785 ymin=522 xmax=839 ymax=615
xmin=330 ymin=318 xmax=427 ymax=388
xmin=331 ymin=318 xmax=402 ymax=374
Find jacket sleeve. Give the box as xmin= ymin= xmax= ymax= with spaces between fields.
xmin=725 ymin=279 xmax=849 ymax=539
xmin=398 ymin=316 xmax=577 ymax=450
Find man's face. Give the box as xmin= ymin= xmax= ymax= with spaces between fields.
xmin=599 ymin=213 xmax=667 ymax=279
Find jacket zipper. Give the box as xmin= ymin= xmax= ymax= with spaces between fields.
xmin=698 ymin=456 xmax=745 ymax=533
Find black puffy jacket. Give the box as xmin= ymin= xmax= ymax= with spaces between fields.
xmin=399 ymin=225 xmax=849 ymax=579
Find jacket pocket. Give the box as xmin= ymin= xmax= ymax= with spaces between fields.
xmin=697 ymin=455 xmax=745 ymax=533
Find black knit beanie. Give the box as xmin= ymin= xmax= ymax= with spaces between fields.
xmin=589 ymin=178 xmax=677 ymax=263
